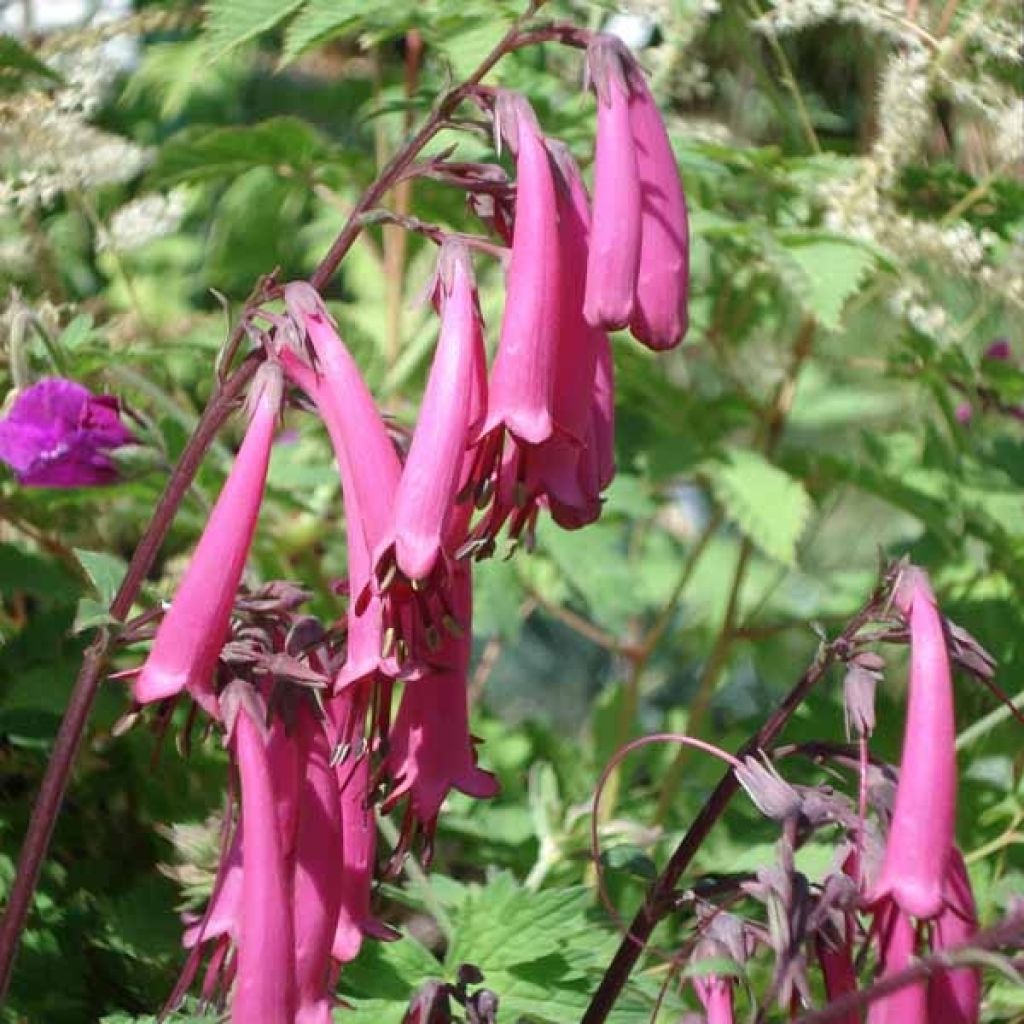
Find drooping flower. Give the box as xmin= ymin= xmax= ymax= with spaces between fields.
xmin=382 ymin=564 xmax=498 ymax=857
xmin=0 ymin=376 xmax=135 ymax=487
xmin=927 ymin=850 xmax=981 ymax=1024
xmin=477 ymin=91 xmax=561 ymax=448
xmin=388 ymin=240 xmax=486 ymax=583
xmin=871 ymin=566 xmax=956 ymax=920
xmin=278 ymin=284 xmax=404 ymax=687
xmin=693 ymin=965 xmax=736 ymax=1024
xmin=134 ymin=363 xmax=283 ymax=716
xmin=223 ymin=683 xmax=296 ymax=1024
xmin=815 ymin=920 xmax=859 ymax=1024
xmin=292 ymin=704 xmax=344 ymax=1024
xmin=867 ymin=904 xmax=927 ymax=1024
xmin=622 ymin=41 xmax=690 ymax=351
xmin=584 ymin=35 xmax=641 ymax=330
xmin=332 ymin=749 xmax=397 ymax=963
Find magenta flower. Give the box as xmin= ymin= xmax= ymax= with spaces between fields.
xmin=0 ymin=377 xmax=135 ymax=487
xmin=623 ymin=44 xmax=690 ymax=351
xmin=872 ymin=566 xmax=956 ymax=920
xmin=382 ymin=565 xmax=498 ymax=856
xmin=224 ymin=685 xmax=296 ymax=1024
xmin=134 ymin=363 xmax=283 ymax=717
xmin=279 ymin=284 xmax=403 ymax=687
xmin=867 ymin=904 xmax=927 ymax=1024
xmin=292 ymin=705 xmax=344 ymax=1024
xmin=928 ymin=850 xmax=981 ymax=1024
xmin=816 ymin=923 xmax=859 ymax=1024
xmin=332 ymin=748 xmax=397 ymax=963
xmin=693 ymin=973 xmax=735 ymax=1024
xmin=390 ymin=240 xmax=486 ymax=583
xmin=584 ymin=36 xmax=641 ymax=330
xmin=478 ymin=92 xmax=561 ymax=447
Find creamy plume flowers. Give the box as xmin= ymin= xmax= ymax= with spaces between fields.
xmin=134 ymin=362 xmax=283 ymax=716
xmin=872 ymin=566 xmax=956 ymax=920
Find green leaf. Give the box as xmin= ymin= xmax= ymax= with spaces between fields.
xmin=708 ymin=448 xmax=813 ymax=566
xmin=149 ymin=117 xmax=330 ymax=186
xmin=72 ymin=548 xmax=126 ymax=606
xmin=202 ymin=0 xmax=305 ymax=58
xmin=0 ymin=34 xmax=62 ymax=94
xmin=780 ymin=234 xmax=881 ymax=330
xmin=281 ymin=0 xmax=370 ymax=63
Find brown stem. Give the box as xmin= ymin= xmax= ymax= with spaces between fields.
xmin=0 ymin=352 xmax=260 ymax=997
xmin=580 ymin=577 xmax=887 ymax=1024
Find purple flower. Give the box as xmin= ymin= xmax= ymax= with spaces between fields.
xmin=0 ymin=377 xmax=135 ymax=487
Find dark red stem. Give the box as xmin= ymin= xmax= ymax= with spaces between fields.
xmin=580 ymin=584 xmax=887 ymax=1024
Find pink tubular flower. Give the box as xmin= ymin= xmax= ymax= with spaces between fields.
xmin=927 ymin=850 xmax=981 ymax=1024
xmin=382 ymin=564 xmax=498 ymax=856
xmin=693 ymin=974 xmax=735 ymax=1024
xmin=584 ymin=36 xmax=641 ymax=330
xmin=134 ymin=363 xmax=283 ymax=716
xmin=815 ymin=923 xmax=859 ymax=1024
xmin=867 ymin=905 xmax=926 ymax=1024
xmin=292 ymin=705 xmax=343 ymax=1024
xmin=225 ymin=685 xmax=296 ymax=1024
xmin=279 ymin=284 xmax=403 ymax=687
xmin=479 ymin=92 xmax=561 ymax=447
xmin=872 ymin=567 xmax=956 ymax=920
xmin=622 ymin=42 xmax=690 ymax=351
xmin=332 ymin=750 xmax=397 ymax=963
xmin=390 ymin=240 xmax=486 ymax=582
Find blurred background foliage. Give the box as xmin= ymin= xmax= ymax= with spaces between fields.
xmin=0 ymin=0 xmax=1022 ymax=1020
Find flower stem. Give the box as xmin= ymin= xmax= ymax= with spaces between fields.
xmin=580 ymin=576 xmax=888 ymax=1024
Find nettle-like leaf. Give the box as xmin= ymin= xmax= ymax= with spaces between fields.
xmin=708 ymin=448 xmax=813 ymax=566
xmin=202 ymin=0 xmax=306 ymax=58
xmin=779 ymin=233 xmax=886 ymax=331
xmin=281 ymin=0 xmax=374 ymax=63
xmin=148 ymin=118 xmax=332 ymax=186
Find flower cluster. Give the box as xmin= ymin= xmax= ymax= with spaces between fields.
xmin=127 ymin=34 xmax=689 ymax=1022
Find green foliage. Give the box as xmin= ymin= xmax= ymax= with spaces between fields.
xmin=2 ymin=0 xmax=1023 ymax=1020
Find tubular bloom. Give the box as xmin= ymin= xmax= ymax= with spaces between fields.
xmin=927 ymin=851 xmax=981 ymax=1024
xmin=134 ymin=363 xmax=283 ymax=716
xmin=872 ymin=567 xmax=956 ymax=920
xmin=0 ymin=376 xmax=135 ymax=486
xmin=867 ymin=905 xmax=927 ymax=1024
xmin=382 ymin=564 xmax=499 ymax=856
xmin=584 ymin=36 xmax=641 ymax=330
xmin=693 ymin=974 xmax=736 ymax=1024
xmin=584 ymin=34 xmax=689 ymax=350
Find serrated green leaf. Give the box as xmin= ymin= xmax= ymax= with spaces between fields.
xmin=281 ymin=0 xmax=369 ymax=62
xmin=72 ymin=548 xmax=126 ymax=606
xmin=149 ymin=117 xmax=330 ymax=186
xmin=202 ymin=0 xmax=305 ymax=58
xmin=709 ymin=449 xmax=813 ymax=566
xmin=780 ymin=235 xmax=880 ymax=330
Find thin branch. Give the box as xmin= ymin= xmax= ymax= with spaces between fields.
xmin=580 ymin=576 xmax=889 ymax=1024
xmin=794 ymin=908 xmax=1024 ymax=1024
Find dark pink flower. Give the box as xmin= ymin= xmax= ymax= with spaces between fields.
xmin=478 ymin=92 xmax=561 ymax=447
xmin=134 ymin=363 xmax=283 ymax=716
xmin=927 ymin=851 xmax=980 ymax=1024
xmin=390 ymin=240 xmax=486 ymax=583
xmin=382 ymin=565 xmax=498 ymax=857
xmin=332 ymin=751 xmax=397 ymax=963
xmin=872 ymin=567 xmax=956 ymax=920
xmin=816 ymin=923 xmax=859 ymax=1024
xmin=693 ymin=973 xmax=735 ymax=1024
xmin=867 ymin=904 xmax=926 ymax=1024
xmin=224 ymin=684 xmax=296 ymax=1024
xmin=584 ymin=36 xmax=641 ymax=330
xmin=292 ymin=705 xmax=344 ymax=1024
xmin=0 ymin=377 xmax=135 ymax=487
xmin=622 ymin=42 xmax=690 ymax=350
